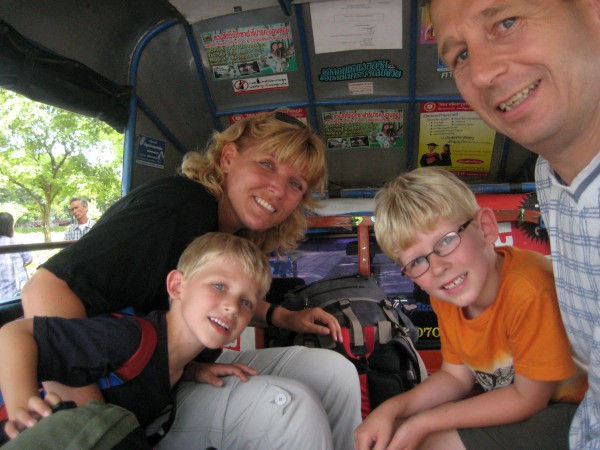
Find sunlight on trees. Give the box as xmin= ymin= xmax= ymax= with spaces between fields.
xmin=0 ymin=89 xmax=124 ymax=242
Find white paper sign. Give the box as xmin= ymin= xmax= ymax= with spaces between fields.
xmin=310 ymin=0 xmax=403 ymax=54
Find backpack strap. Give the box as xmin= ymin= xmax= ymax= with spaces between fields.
xmin=339 ymin=299 xmax=364 ymax=346
xmin=97 ymin=315 xmax=158 ymax=390
xmin=376 ymin=320 xmax=393 ymax=344
xmin=381 ymin=299 xmax=403 ymax=331
xmin=0 ymin=392 xmax=6 ymax=422
xmin=379 ymin=300 xmax=429 ymax=381
xmin=341 ymin=326 xmax=376 ymax=360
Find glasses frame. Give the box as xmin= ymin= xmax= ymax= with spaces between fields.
xmin=401 ymin=219 xmax=473 ymax=279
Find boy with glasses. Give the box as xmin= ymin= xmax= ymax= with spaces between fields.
xmin=354 ymin=167 xmax=585 ymax=450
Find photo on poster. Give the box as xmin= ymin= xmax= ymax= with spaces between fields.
xmin=323 ymin=109 xmax=404 ymax=149
xmin=418 ymin=102 xmax=496 ymax=177
xmin=202 ymin=23 xmax=297 ymax=80
xmin=420 ymin=3 xmax=436 ymax=44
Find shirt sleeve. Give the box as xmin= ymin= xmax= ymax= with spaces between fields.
xmin=34 ymin=315 xmax=142 ymax=387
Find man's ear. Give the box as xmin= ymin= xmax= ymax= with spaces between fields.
xmin=166 ymin=269 xmax=184 ymax=301
xmin=476 ymin=207 xmax=499 ymax=245
xmin=219 ymin=142 xmax=238 ymax=174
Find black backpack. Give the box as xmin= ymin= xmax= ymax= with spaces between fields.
xmin=270 ymin=273 xmax=428 ymax=419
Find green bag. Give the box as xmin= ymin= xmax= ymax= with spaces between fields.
xmin=2 ymin=401 xmax=150 ymax=450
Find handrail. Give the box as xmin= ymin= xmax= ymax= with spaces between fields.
xmin=0 ymin=241 xmax=74 ymax=254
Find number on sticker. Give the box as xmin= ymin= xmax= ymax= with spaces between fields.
xmin=418 ymin=327 xmax=440 ymax=338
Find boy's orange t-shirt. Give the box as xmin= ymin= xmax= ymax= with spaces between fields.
xmin=431 ymin=246 xmax=586 ymax=403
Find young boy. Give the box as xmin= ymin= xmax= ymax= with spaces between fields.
xmin=355 ymin=167 xmax=586 ymax=450
xmin=0 ymin=232 xmax=271 ymax=443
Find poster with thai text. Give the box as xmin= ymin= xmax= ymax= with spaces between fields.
xmin=418 ymin=102 xmax=496 ymax=177
xmin=201 ymin=23 xmax=296 ymax=80
xmin=323 ymin=109 xmax=403 ymax=149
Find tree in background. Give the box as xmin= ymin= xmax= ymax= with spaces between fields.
xmin=0 ymin=89 xmax=123 ymax=241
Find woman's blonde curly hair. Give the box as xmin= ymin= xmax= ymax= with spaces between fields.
xmin=179 ymin=109 xmax=327 ymax=254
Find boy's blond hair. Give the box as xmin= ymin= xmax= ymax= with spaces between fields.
xmin=177 ymin=232 xmax=272 ymax=300
xmin=374 ymin=167 xmax=479 ymax=260
xmin=179 ymin=109 xmax=327 ymax=254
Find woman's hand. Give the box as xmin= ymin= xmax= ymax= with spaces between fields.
xmin=3 ymin=392 xmax=62 ymax=440
xmin=275 ymin=307 xmax=343 ymax=343
xmin=184 ymin=361 xmax=258 ymax=387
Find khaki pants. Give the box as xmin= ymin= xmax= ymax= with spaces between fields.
xmin=150 ymin=346 xmax=362 ymax=450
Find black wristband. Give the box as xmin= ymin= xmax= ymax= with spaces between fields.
xmin=51 ymin=401 xmax=77 ymax=413
xmin=265 ymin=303 xmax=279 ymax=327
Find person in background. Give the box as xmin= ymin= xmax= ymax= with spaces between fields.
xmin=0 ymin=212 xmax=32 ymax=299
xmin=63 ymin=197 xmax=96 ymax=241
xmin=425 ymin=0 xmax=600 ymax=447
xmin=439 ymin=144 xmax=452 ymax=166
xmin=21 ymin=110 xmax=361 ymax=450
xmin=355 ymin=168 xmax=585 ymax=450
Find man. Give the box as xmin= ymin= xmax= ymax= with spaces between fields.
xmin=63 ymin=197 xmax=96 ymax=241
xmin=426 ymin=0 xmax=600 ymax=447
xmin=419 ymin=142 xmax=440 ymax=167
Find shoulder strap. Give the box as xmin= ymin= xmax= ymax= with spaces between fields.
xmin=339 ymin=299 xmax=364 ymax=346
xmin=97 ymin=315 xmax=158 ymax=389
xmin=0 ymin=392 xmax=6 ymax=422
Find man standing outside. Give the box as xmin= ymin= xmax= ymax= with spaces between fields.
xmin=64 ymin=197 xmax=96 ymax=241
xmin=425 ymin=0 xmax=600 ymax=447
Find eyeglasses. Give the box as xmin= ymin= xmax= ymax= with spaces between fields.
xmin=401 ymin=219 xmax=473 ymax=279
xmin=275 ymin=111 xmax=307 ymax=128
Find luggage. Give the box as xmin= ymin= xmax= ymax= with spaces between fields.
xmin=1 ymin=401 xmax=150 ymax=450
xmin=270 ymin=273 xmax=428 ymax=418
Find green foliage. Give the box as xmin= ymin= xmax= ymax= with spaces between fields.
xmin=0 ymin=89 xmax=124 ymax=241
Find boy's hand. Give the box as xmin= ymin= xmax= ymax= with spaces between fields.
xmin=188 ymin=361 xmax=258 ymax=387
xmin=386 ymin=413 xmax=430 ymax=450
xmin=3 ymin=392 xmax=62 ymax=440
xmin=277 ymin=307 xmax=343 ymax=343
xmin=354 ymin=403 xmax=396 ymax=450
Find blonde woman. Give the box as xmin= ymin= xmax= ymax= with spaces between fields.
xmin=22 ymin=110 xmax=361 ymax=450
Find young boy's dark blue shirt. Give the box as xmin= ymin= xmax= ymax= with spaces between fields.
xmin=34 ymin=311 xmax=171 ymax=426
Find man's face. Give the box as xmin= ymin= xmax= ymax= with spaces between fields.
xmin=430 ymin=0 xmax=600 ymax=160
xmin=70 ymin=200 xmax=88 ymax=223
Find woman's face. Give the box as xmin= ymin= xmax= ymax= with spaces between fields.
xmin=218 ymin=142 xmax=308 ymax=234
